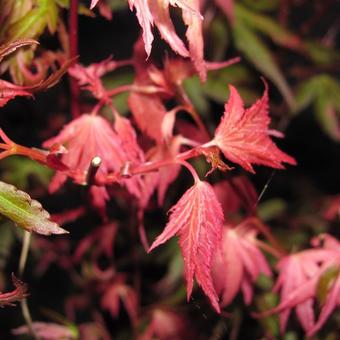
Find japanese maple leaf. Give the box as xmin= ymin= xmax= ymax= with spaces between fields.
xmin=0 ymin=80 xmax=31 ymax=108
xmin=212 ymin=221 xmax=272 ymax=307
xmin=307 ymin=234 xmax=340 ymax=336
xmin=140 ymin=308 xmax=190 ymax=340
xmin=128 ymin=0 xmax=207 ymax=79
xmin=206 ymin=83 xmax=296 ymax=173
xmin=143 ymin=136 xmax=182 ymax=206
xmin=68 ymin=57 xmax=131 ymax=101
xmin=323 ymin=195 xmax=340 ymax=220
xmin=149 ymin=180 xmax=224 ymax=312
xmin=34 ymin=238 xmax=72 ymax=275
xmin=0 ymin=274 xmax=28 ymax=307
xmin=100 ymin=275 xmax=138 ymax=325
xmin=74 ymin=222 xmax=117 ymax=263
xmin=90 ymin=0 xmax=100 ymax=9
xmin=113 ymin=113 xmax=152 ymax=208
xmin=181 ymin=0 xmax=206 ymax=80
xmin=43 ymin=114 xmax=126 ymax=189
xmin=43 ymin=113 xmax=146 ymax=213
xmin=128 ymin=40 xmax=168 ymax=143
xmin=12 ymin=322 xmax=76 ymax=339
xmin=0 ymin=41 xmax=36 ymax=102
xmin=256 ymin=248 xmax=336 ymax=334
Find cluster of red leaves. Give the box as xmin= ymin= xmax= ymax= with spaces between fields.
xmin=256 ymin=234 xmax=340 ymax=336
xmin=1 ymin=1 xmax=339 ymax=338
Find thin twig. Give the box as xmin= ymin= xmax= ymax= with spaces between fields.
xmin=18 ymin=231 xmax=39 ymax=339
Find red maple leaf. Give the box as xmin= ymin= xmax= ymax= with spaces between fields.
xmin=0 ymin=274 xmax=28 ymax=307
xmin=207 ymin=82 xmax=296 ymax=173
xmin=100 ymin=276 xmax=139 ymax=325
xmin=12 ymin=322 xmax=75 ymax=339
xmin=149 ymin=180 xmax=224 ymax=312
xmin=0 ymin=80 xmax=32 ymax=108
xmin=212 ymin=222 xmax=272 ymax=307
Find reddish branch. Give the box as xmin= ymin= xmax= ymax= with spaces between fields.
xmin=69 ymin=0 xmax=80 ymax=118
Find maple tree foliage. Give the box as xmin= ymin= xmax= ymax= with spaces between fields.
xmin=255 ymin=234 xmax=340 ymax=336
xmin=0 ymin=0 xmax=339 ymax=338
xmin=207 ymin=82 xmax=297 ymax=173
xmin=212 ymin=221 xmax=272 ymax=307
xmin=149 ymin=180 xmax=224 ymax=312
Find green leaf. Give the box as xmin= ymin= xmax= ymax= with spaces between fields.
xmin=258 ymin=198 xmax=287 ymax=221
xmin=255 ymin=291 xmax=280 ymax=337
xmin=8 ymin=0 xmax=59 ymax=40
xmin=232 ymin=13 xmax=295 ymax=109
xmin=182 ymin=65 xmax=258 ymax=115
xmin=0 ymin=181 xmax=68 ymax=235
xmin=0 ymin=221 xmax=15 ymax=270
xmin=0 ymin=156 xmax=53 ymax=190
xmin=241 ymin=0 xmax=279 ymax=12
xmin=235 ymin=4 xmax=300 ymax=49
xmin=201 ymin=64 xmax=258 ymax=105
xmin=183 ymin=76 xmax=210 ymax=115
xmin=305 ymin=41 xmax=340 ymax=65
xmin=102 ymin=69 xmax=134 ymax=115
xmin=55 ymin=0 xmax=95 ymax=16
xmin=106 ymin=0 xmax=128 ymax=12
xmin=316 ymin=266 xmax=340 ymax=306
xmin=295 ymin=75 xmax=340 ymax=140
xmin=206 ymin=15 xmax=230 ymax=61
xmin=46 ymin=0 xmax=59 ymax=33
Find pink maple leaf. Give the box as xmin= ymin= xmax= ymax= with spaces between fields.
xmin=144 ymin=136 xmax=182 ymax=205
xmin=100 ymin=275 xmax=139 ymax=325
xmin=0 ymin=274 xmax=28 ymax=307
xmin=114 ymin=113 xmax=145 ymax=164
xmin=182 ymin=0 xmax=206 ymax=81
xmin=307 ymin=234 xmax=340 ymax=336
xmin=148 ymin=0 xmax=189 ymax=57
xmin=129 ymin=0 xmax=207 ymax=79
xmin=129 ymin=0 xmax=201 ymax=59
xmin=256 ymin=244 xmax=338 ymax=334
xmin=34 ymin=238 xmax=72 ymax=275
xmin=212 ymin=221 xmax=271 ymax=307
xmin=43 ymin=114 xmax=126 ymax=188
xmin=128 ymin=39 xmax=168 ymax=143
xmin=129 ymin=0 xmax=154 ymax=57
xmin=128 ymin=91 xmax=167 ymax=143
xmin=74 ymin=222 xmax=117 ymax=263
xmin=68 ymin=57 xmax=131 ymax=101
xmin=12 ymin=322 xmax=75 ymax=339
xmin=140 ymin=308 xmax=190 ymax=340
xmin=90 ymin=0 xmax=100 ymax=9
xmin=149 ymin=180 xmax=224 ymax=312
xmin=0 ymin=79 xmax=31 ymax=108
xmin=323 ymin=195 xmax=340 ymax=221
xmin=206 ymin=82 xmax=296 ymax=173
xmin=43 ymin=113 xmax=148 ymax=214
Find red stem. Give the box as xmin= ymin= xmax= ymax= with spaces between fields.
xmin=129 ymin=148 xmax=199 ymax=176
xmin=69 ymin=0 xmax=80 ymax=118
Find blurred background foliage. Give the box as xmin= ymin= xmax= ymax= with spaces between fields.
xmin=0 ymin=0 xmax=339 ymax=338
